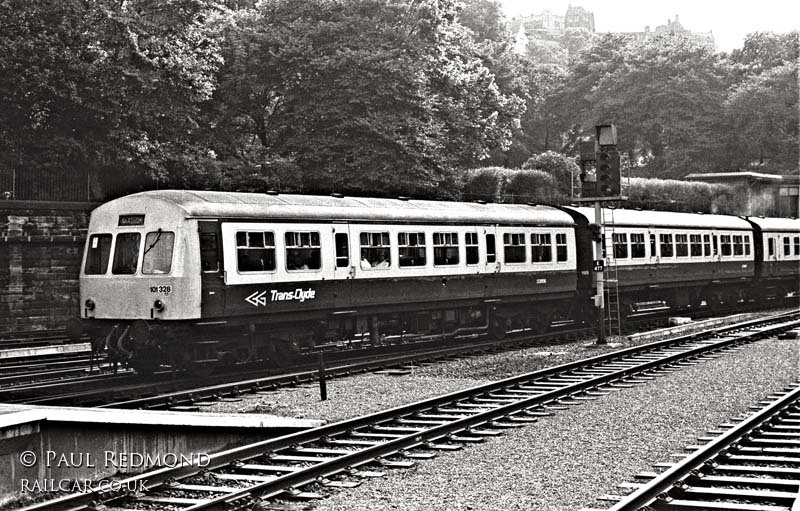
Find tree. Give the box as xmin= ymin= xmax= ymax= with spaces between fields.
xmin=204 ymin=0 xmax=524 ymax=198
xmin=521 ymin=151 xmax=579 ymax=197
xmin=0 ymin=0 xmax=225 ymax=191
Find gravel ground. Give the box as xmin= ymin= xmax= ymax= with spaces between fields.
xmin=200 ymin=313 xmax=800 ymax=511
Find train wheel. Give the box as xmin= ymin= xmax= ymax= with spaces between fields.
xmin=128 ymin=347 xmax=160 ymax=376
xmin=490 ymin=315 xmax=508 ymax=340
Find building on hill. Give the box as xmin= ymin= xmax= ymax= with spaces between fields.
xmin=685 ymin=172 xmax=799 ymax=218
xmin=614 ymin=15 xmax=715 ymax=50
xmin=565 ymin=5 xmax=595 ymax=32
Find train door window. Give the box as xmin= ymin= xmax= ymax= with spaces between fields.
xmin=689 ymin=234 xmax=702 ymax=257
xmin=556 ymin=233 xmax=568 ymax=262
xmin=360 ymin=232 xmax=390 ymax=269
xmin=285 ymin=232 xmax=321 ymax=271
xmin=434 ymin=232 xmax=459 ymax=266
xmin=649 ymin=234 xmax=657 ymax=257
xmin=531 ymin=233 xmax=552 ymax=263
xmin=744 ymin=235 xmax=751 ymax=256
xmin=503 ymin=233 xmax=526 ymax=263
xmin=486 ymin=234 xmax=496 ymax=263
xmin=612 ymin=233 xmax=628 ymax=259
xmin=712 ymin=235 xmax=718 ymax=256
xmin=465 ymin=232 xmax=479 ymax=265
xmin=398 ymin=232 xmax=426 ymax=267
xmin=783 ymin=237 xmax=791 ymax=257
xmin=85 ymin=233 xmax=112 ymax=274
xmin=142 ymin=231 xmax=175 ymax=274
xmin=236 ymin=231 xmax=276 ymax=272
xmin=794 ymin=236 xmax=799 ymax=256
xmin=720 ymin=235 xmax=732 ymax=256
xmin=733 ymin=235 xmax=744 ymax=256
xmin=112 ymin=233 xmax=141 ymax=275
xmin=200 ymin=233 xmax=219 ymax=272
xmin=659 ymin=234 xmax=673 ymax=258
xmin=335 ymin=233 xmax=349 ymax=268
xmin=675 ymin=234 xmax=688 ymax=257
xmin=768 ymin=237 xmax=775 ymax=257
xmin=630 ymin=233 xmax=645 ymax=258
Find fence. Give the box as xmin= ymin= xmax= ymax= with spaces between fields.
xmin=0 ymin=167 xmax=90 ymax=201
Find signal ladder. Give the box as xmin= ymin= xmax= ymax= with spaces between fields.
xmin=602 ymin=208 xmax=623 ymax=338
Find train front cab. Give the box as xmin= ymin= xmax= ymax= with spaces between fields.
xmin=78 ymin=195 xmax=202 ymax=372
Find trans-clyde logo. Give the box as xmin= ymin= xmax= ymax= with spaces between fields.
xmin=245 ymin=288 xmax=316 ymax=306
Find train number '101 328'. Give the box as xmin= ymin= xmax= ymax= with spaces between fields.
xmin=150 ymin=285 xmax=172 ymax=294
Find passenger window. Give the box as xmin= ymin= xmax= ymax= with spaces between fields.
xmin=675 ymin=234 xmax=688 ymax=257
xmin=85 ymin=234 xmax=112 ymax=275
xmin=398 ymin=232 xmax=426 ymax=267
xmin=503 ymin=233 xmax=526 ymax=263
xmin=434 ymin=232 xmax=459 ymax=266
xmin=335 ymin=233 xmax=349 ymax=268
xmin=200 ymin=233 xmax=219 ymax=272
xmin=285 ymin=232 xmax=321 ymax=271
xmin=690 ymin=234 xmax=702 ymax=257
xmin=744 ymin=235 xmax=751 ymax=256
xmin=142 ymin=231 xmax=175 ymax=274
xmin=486 ymin=234 xmax=496 ymax=263
xmin=794 ymin=236 xmax=799 ymax=256
xmin=612 ymin=233 xmax=628 ymax=259
xmin=733 ymin=235 xmax=744 ymax=256
xmin=237 ymin=231 xmax=276 ymax=272
xmin=360 ymin=232 xmax=390 ymax=269
xmin=465 ymin=233 xmax=479 ymax=265
xmin=703 ymin=235 xmax=710 ymax=256
xmin=630 ymin=233 xmax=645 ymax=259
xmin=112 ymin=233 xmax=141 ymax=275
xmin=659 ymin=234 xmax=673 ymax=258
xmin=556 ymin=233 xmax=568 ymax=262
xmin=784 ymin=237 xmax=791 ymax=256
xmin=720 ymin=235 xmax=732 ymax=256
xmin=531 ymin=233 xmax=552 ymax=262
xmin=768 ymin=237 xmax=775 ymax=257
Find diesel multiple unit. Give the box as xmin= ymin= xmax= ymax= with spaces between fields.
xmin=76 ymin=191 xmax=800 ymax=373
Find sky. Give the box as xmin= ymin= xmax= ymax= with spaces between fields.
xmin=497 ymin=0 xmax=800 ymax=52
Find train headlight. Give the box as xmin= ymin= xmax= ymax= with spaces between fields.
xmin=154 ymin=299 xmax=165 ymax=312
xmin=84 ymin=299 xmax=95 ymax=311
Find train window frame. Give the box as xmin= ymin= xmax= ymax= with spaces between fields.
xmin=783 ymin=236 xmax=791 ymax=257
xmin=794 ymin=236 xmax=799 ymax=256
xmin=465 ymin=232 xmax=479 ymax=266
xmin=360 ymin=232 xmax=391 ymax=269
xmin=630 ymin=233 xmax=645 ymax=259
xmin=486 ymin=233 xmax=497 ymax=263
xmin=720 ymin=234 xmax=732 ymax=256
xmin=200 ymin=232 xmax=220 ymax=273
xmin=555 ymin=232 xmax=568 ymax=262
xmin=689 ymin=234 xmax=701 ymax=257
xmin=675 ymin=234 xmax=688 ymax=258
xmin=85 ymin=233 xmax=113 ymax=275
xmin=433 ymin=232 xmax=460 ymax=266
xmin=503 ymin=232 xmax=526 ymax=264
xmin=768 ymin=237 xmax=775 ymax=257
xmin=733 ymin=235 xmax=744 ymax=256
xmin=612 ymin=232 xmax=628 ymax=259
xmin=334 ymin=232 xmax=349 ymax=268
xmin=530 ymin=233 xmax=553 ymax=263
xmin=285 ymin=231 xmax=322 ymax=272
xmin=702 ymin=234 xmax=711 ymax=256
xmin=236 ymin=230 xmax=277 ymax=273
xmin=649 ymin=234 xmax=657 ymax=258
xmin=398 ymin=232 xmax=427 ymax=268
xmin=744 ymin=235 xmax=751 ymax=256
xmin=659 ymin=233 xmax=674 ymax=258
xmin=142 ymin=230 xmax=175 ymax=275
xmin=111 ymin=232 xmax=142 ymax=275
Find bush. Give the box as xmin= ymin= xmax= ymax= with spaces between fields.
xmin=521 ymin=151 xmax=580 ymax=197
xmin=461 ymin=167 xmax=508 ymax=203
xmin=625 ymin=178 xmax=747 ymax=215
xmin=503 ymin=169 xmax=566 ymax=205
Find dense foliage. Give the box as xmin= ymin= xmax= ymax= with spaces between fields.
xmin=0 ymin=0 xmax=796 ymax=208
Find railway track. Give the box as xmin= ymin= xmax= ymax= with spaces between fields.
xmin=591 ymin=381 xmax=800 ymax=510
xmin=21 ymin=311 xmax=800 ymax=511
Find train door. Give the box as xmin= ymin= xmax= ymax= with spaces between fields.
xmin=198 ymin=221 xmax=225 ymax=316
xmin=484 ymin=226 xmax=500 ymax=275
xmin=331 ymin=224 xmax=354 ymax=281
xmin=765 ymin=232 xmax=779 ymax=277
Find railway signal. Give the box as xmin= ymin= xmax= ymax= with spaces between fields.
xmin=596 ymin=148 xmax=621 ymax=197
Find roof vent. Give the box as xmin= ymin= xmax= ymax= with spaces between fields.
xmin=330 ymin=192 xmax=344 ymax=198
xmin=397 ymin=196 xmax=410 ymax=201
xmin=475 ymin=200 xmax=487 ymax=205
xmin=266 ymin=190 xmax=279 ymax=195
xmin=527 ymin=202 xmax=538 ymax=207
xmin=696 ymin=211 xmax=704 ymax=214
xmin=635 ymin=207 xmax=642 ymax=211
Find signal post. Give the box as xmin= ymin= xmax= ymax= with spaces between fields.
xmin=576 ymin=124 xmax=625 ymax=345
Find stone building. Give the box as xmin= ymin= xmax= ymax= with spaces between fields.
xmin=685 ymin=172 xmax=799 ymax=218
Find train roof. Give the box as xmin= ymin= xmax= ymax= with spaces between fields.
xmin=746 ymin=216 xmax=800 ymax=233
xmin=107 ymin=190 xmax=575 ymax=226
xmin=563 ymin=206 xmax=753 ymax=230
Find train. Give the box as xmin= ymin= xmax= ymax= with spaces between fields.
xmin=72 ymin=190 xmax=800 ymax=374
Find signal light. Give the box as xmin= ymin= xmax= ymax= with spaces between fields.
xmin=588 ymin=223 xmax=603 ymax=242
xmin=596 ymin=149 xmax=621 ymax=197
